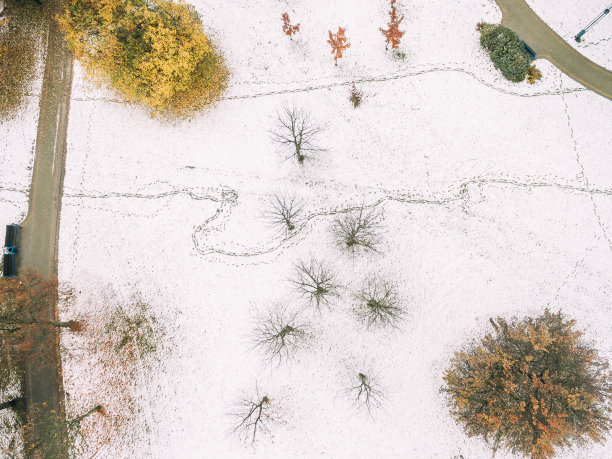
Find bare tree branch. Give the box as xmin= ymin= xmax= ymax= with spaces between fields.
xmin=270 ymin=103 xmax=324 ymax=164
xmin=347 ymin=372 xmax=384 ymax=414
xmin=290 ymin=258 xmax=340 ymax=310
xmin=263 ymin=193 xmax=305 ymax=232
xmin=353 ymin=274 xmax=405 ymax=329
xmin=253 ymin=306 xmax=312 ymax=363
xmin=231 ymin=385 xmax=272 ymax=442
xmin=332 ymin=205 xmax=384 ymax=256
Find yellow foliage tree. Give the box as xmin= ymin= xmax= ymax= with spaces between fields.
xmin=444 ymin=310 xmax=612 ymax=458
xmin=59 ymin=0 xmax=228 ymax=118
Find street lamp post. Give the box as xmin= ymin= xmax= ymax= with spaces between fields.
xmin=575 ymin=4 xmax=612 ymax=41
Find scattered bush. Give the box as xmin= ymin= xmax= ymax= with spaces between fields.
xmin=475 ymin=21 xmax=486 ymax=32
xmin=102 ymin=295 xmax=164 ymax=364
xmin=444 ymin=310 xmax=612 ymax=459
xmin=349 ymin=84 xmax=364 ymax=108
xmin=291 ymin=258 xmax=340 ymax=310
xmin=479 ymin=23 xmax=531 ymax=82
xmin=59 ymin=0 xmax=228 ymax=118
xmin=281 ymin=12 xmax=300 ymax=39
xmin=328 ymin=27 xmax=350 ymax=65
xmin=380 ymin=0 xmax=405 ymax=50
xmin=353 ymin=274 xmax=404 ymax=328
xmin=332 ymin=205 xmax=384 ymax=256
xmin=391 ymin=49 xmax=406 ymax=60
xmin=527 ymin=65 xmax=542 ymax=84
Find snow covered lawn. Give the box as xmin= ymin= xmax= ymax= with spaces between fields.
xmin=2 ymin=0 xmax=611 ymax=457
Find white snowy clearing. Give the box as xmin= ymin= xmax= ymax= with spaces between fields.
xmin=526 ymin=0 xmax=612 ymax=70
xmin=1 ymin=0 xmax=612 ymax=458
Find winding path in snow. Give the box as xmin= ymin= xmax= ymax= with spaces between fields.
xmin=495 ymin=0 xmax=612 ymax=101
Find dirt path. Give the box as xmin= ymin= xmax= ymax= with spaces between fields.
xmin=17 ymin=0 xmax=73 ymax=453
xmin=494 ymin=0 xmax=612 ymax=101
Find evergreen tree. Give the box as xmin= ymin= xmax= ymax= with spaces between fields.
xmin=479 ymin=23 xmax=531 ymax=83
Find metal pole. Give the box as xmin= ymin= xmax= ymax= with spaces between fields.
xmin=575 ymin=4 xmax=612 ymax=41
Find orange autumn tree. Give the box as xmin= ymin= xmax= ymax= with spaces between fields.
xmin=281 ymin=13 xmax=300 ymax=39
xmin=444 ymin=310 xmax=612 ymax=459
xmin=327 ymin=27 xmax=350 ymax=65
xmin=380 ymin=0 xmax=404 ymax=50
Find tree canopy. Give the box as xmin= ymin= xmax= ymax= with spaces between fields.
xmin=59 ymin=0 xmax=228 ymax=118
xmin=480 ymin=23 xmax=531 ymax=83
xmin=444 ymin=310 xmax=612 ymax=458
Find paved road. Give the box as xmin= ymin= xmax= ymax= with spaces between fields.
xmin=18 ymin=0 xmax=74 ymax=454
xmin=495 ymin=0 xmax=612 ymax=101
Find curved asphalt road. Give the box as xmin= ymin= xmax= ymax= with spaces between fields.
xmin=495 ymin=0 xmax=612 ymax=101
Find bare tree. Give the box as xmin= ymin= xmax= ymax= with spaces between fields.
xmin=347 ymin=372 xmax=384 ymax=414
xmin=354 ymin=274 xmax=404 ymax=329
xmin=291 ymin=258 xmax=340 ymax=310
xmin=263 ymin=193 xmax=305 ymax=232
xmin=231 ymin=386 xmax=273 ymax=442
xmin=332 ymin=205 xmax=384 ymax=256
xmin=270 ymin=103 xmax=324 ymax=164
xmin=253 ymin=306 xmax=311 ymax=363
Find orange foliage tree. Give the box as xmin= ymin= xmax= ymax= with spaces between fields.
xmin=281 ymin=13 xmax=300 ymax=39
xmin=444 ymin=310 xmax=612 ymax=459
xmin=327 ymin=27 xmax=350 ymax=65
xmin=380 ymin=0 xmax=404 ymax=50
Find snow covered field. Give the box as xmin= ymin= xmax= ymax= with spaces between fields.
xmin=2 ymin=0 xmax=612 ymax=457
xmin=526 ymin=0 xmax=612 ymax=70
xmin=0 ymin=93 xmax=40 ymax=228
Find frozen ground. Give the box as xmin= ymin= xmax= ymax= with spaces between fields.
xmin=2 ymin=0 xmax=612 ymax=457
xmin=526 ymin=0 xmax=612 ymax=70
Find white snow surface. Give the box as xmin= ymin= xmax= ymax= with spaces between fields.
xmin=0 ymin=0 xmax=609 ymax=457
xmin=526 ymin=0 xmax=612 ymax=70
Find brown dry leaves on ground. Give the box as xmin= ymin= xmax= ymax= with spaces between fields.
xmin=0 ymin=0 xmax=46 ymax=120
xmin=61 ymin=287 xmax=169 ymax=456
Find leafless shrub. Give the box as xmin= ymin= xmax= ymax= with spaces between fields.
xmin=102 ymin=296 xmax=164 ymax=365
xmin=231 ymin=386 xmax=273 ymax=442
xmin=347 ymin=371 xmax=384 ymax=414
xmin=253 ymin=306 xmax=312 ymax=363
xmin=270 ymin=103 xmax=324 ymax=164
xmin=291 ymin=258 xmax=340 ymax=310
xmin=353 ymin=274 xmax=404 ymax=329
xmin=349 ymin=84 xmax=363 ymax=108
xmin=332 ymin=205 xmax=384 ymax=255
xmin=263 ymin=193 xmax=305 ymax=232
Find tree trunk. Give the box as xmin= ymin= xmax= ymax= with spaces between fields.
xmin=0 ymin=396 xmax=25 ymax=412
xmin=70 ymin=404 xmax=102 ymax=426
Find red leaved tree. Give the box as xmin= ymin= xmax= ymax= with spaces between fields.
xmin=281 ymin=13 xmax=300 ymax=39
xmin=327 ymin=27 xmax=350 ymax=65
xmin=380 ymin=0 xmax=405 ymax=50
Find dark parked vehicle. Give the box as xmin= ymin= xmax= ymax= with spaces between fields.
xmin=2 ymin=224 xmax=19 ymax=277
